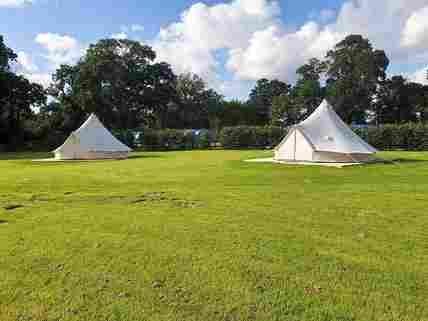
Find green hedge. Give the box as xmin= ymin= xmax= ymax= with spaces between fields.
xmin=112 ymin=129 xmax=137 ymax=149
xmin=139 ymin=129 xmax=215 ymax=150
xmin=354 ymin=123 xmax=428 ymax=151
xmin=115 ymin=123 xmax=428 ymax=152
xmin=218 ymin=126 xmax=286 ymax=149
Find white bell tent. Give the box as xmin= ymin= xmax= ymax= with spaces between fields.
xmin=53 ymin=114 xmax=132 ymax=160
xmin=274 ymin=100 xmax=377 ymax=163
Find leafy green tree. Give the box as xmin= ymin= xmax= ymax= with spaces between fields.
xmin=204 ymin=89 xmax=224 ymax=132
xmin=271 ymin=95 xmax=300 ymax=127
xmin=295 ymin=58 xmax=326 ymax=82
xmin=49 ymin=39 xmax=176 ymax=131
xmin=0 ymin=35 xmax=16 ymax=71
xmin=375 ymin=76 xmax=427 ymax=124
xmin=293 ymin=58 xmax=326 ymax=118
xmin=173 ymin=73 xmax=226 ymax=129
xmin=248 ymin=79 xmax=291 ymax=124
xmin=219 ymin=100 xmax=257 ymax=127
xmin=407 ymin=82 xmax=428 ymax=122
xmin=0 ymin=36 xmax=46 ymax=149
xmin=325 ymin=35 xmax=389 ymax=123
xmin=175 ymin=73 xmax=208 ymax=128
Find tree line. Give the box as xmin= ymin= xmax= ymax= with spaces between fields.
xmin=1 ymin=34 xmax=428 ymax=151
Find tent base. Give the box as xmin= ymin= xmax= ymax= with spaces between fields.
xmin=33 ymin=158 xmax=127 ymax=163
xmin=54 ymin=151 xmax=130 ymax=160
xmin=246 ymin=157 xmax=385 ymax=167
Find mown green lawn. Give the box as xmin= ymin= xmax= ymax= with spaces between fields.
xmin=0 ymin=150 xmax=428 ymax=321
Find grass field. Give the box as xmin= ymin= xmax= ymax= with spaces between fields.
xmin=1 ymin=150 xmax=428 ymax=321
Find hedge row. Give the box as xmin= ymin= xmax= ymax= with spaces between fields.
xmin=137 ymin=129 xmax=213 ymax=150
xmin=113 ymin=126 xmax=285 ymax=150
xmin=354 ymin=123 xmax=428 ymax=151
xmin=218 ymin=126 xmax=286 ymax=149
xmin=115 ymin=123 xmax=428 ymax=151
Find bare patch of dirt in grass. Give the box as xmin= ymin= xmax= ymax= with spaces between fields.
xmin=131 ymin=192 xmax=170 ymax=204
xmin=174 ymin=200 xmax=204 ymax=208
xmin=304 ymin=284 xmax=322 ymax=296
xmin=24 ymin=191 xmax=204 ymax=209
xmin=29 ymin=194 xmax=53 ymax=202
xmin=131 ymin=192 xmax=204 ymax=209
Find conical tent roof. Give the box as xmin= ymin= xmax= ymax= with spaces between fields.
xmin=276 ymin=100 xmax=377 ymax=154
xmin=54 ymin=114 xmax=132 ymax=153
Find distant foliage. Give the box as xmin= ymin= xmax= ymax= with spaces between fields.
xmin=112 ymin=129 xmax=137 ymax=149
xmin=354 ymin=123 xmax=428 ymax=151
xmin=219 ymin=126 xmax=286 ymax=149
xmin=139 ymin=129 xmax=215 ymax=150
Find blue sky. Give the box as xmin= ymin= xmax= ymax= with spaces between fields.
xmin=1 ymin=0 xmax=428 ymax=100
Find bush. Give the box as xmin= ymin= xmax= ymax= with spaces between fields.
xmin=354 ymin=123 xmax=428 ymax=151
xmin=138 ymin=129 xmax=216 ymax=150
xmin=112 ymin=129 xmax=137 ymax=148
xmin=112 ymin=123 xmax=428 ymax=152
xmin=219 ymin=126 xmax=286 ymax=149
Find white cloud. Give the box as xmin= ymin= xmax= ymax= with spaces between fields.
xmin=401 ymin=6 xmax=428 ymax=49
xmin=35 ymin=33 xmax=78 ymax=52
xmin=227 ymin=23 xmax=343 ymax=81
xmin=151 ymin=0 xmax=428 ymax=99
xmin=21 ymin=33 xmax=86 ymax=88
xmin=229 ymin=0 xmax=428 ymax=82
xmin=35 ymin=33 xmax=84 ymax=69
xmin=16 ymin=51 xmax=38 ymax=72
xmin=111 ymin=32 xmax=128 ymax=40
xmin=409 ymin=66 xmax=428 ymax=85
xmin=10 ymin=51 xmax=52 ymax=88
xmin=23 ymin=73 xmax=52 ymax=88
xmin=0 ymin=0 xmax=34 ymax=8
xmin=152 ymin=0 xmax=281 ymax=84
xmin=12 ymin=0 xmax=428 ymax=99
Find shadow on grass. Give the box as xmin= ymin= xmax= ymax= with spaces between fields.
xmin=0 ymin=153 xmax=50 ymax=161
xmin=128 ymin=154 xmax=164 ymax=160
xmin=390 ymin=158 xmax=428 ymax=164
xmin=4 ymin=204 xmax=24 ymax=211
xmin=0 ymin=219 xmax=8 ymax=224
xmin=0 ymin=152 xmax=164 ymax=162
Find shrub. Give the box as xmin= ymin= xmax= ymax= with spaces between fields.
xmin=112 ymin=129 xmax=137 ymax=148
xmin=139 ymin=129 xmax=216 ymax=150
xmin=219 ymin=126 xmax=286 ymax=149
xmin=354 ymin=123 xmax=428 ymax=151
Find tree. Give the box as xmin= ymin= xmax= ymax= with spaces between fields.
xmin=295 ymin=58 xmax=326 ymax=82
xmin=375 ymin=76 xmax=427 ymax=124
xmin=271 ymin=95 xmax=300 ymax=127
xmin=173 ymin=73 xmax=226 ymax=129
xmin=248 ymin=79 xmax=291 ymax=125
xmin=325 ymin=35 xmax=389 ymax=123
xmin=174 ymin=73 xmax=208 ymax=128
xmin=49 ymin=39 xmax=176 ymax=131
xmin=293 ymin=58 xmax=326 ymax=119
xmin=0 ymin=36 xmax=46 ymax=150
xmin=407 ymin=82 xmax=428 ymax=122
xmin=217 ymin=100 xmax=257 ymax=127
xmin=204 ymin=89 xmax=224 ymax=132
xmin=0 ymin=35 xmax=16 ymax=71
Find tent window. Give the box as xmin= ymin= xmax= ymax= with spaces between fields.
xmin=324 ymin=136 xmax=334 ymax=141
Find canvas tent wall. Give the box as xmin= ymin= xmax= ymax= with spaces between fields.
xmin=53 ymin=114 xmax=132 ymax=160
xmin=274 ymin=100 xmax=377 ymax=163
